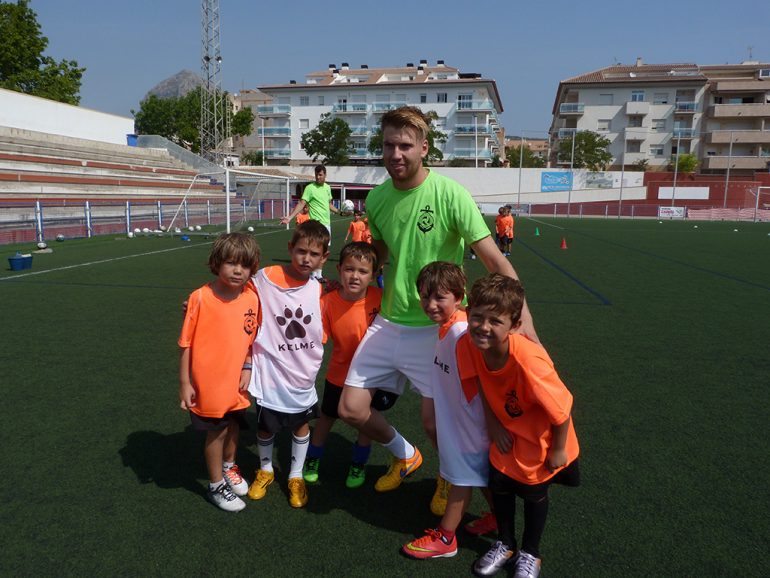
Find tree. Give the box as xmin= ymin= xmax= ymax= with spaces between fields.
xmin=630 ymin=158 xmax=649 ymax=172
xmin=506 ymin=145 xmax=545 ymax=168
xmin=669 ymin=153 xmax=698 ymax=173
xmin=133 ymin=87 xmax=249 ymax=154
xmin=300 ymin=113 xmax=352 ymax=165
xmin=558 ymin=131 xmax=612 ymax=171
xmin=0 ymin=0 xmax=85 ymax=104
xmin=367 ymin=110 xmax=447 ymax=165
xmin=240 ymin=150 xmax=264 ymax=166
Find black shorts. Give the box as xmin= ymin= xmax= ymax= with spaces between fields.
xmin=255 ymin=403 xmax=319 ymax=434
xmin=320 ymin=380 xmax=399 ymax=419
xmin=189 ymin=409 xmax=249 ymax=432
xmin=488 ymin=458 xmax=580 ymax=501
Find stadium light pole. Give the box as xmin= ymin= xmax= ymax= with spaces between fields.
xmin=671 ymin=131 xmax=682 ymax=207
xmin=517 ymin=134 xmax=525 ymax=208
xmin=618 ymin=128 xmax=628 ymax=219
xmin=260 ymin=116 xmax=266 ymax=167
xmin=474 ymin=114 xmax=479 ymax=169
xmin=723 ymin=130 xmax=733 ymax=208
xmin=567 ymin=132 xmax=576 ymax=217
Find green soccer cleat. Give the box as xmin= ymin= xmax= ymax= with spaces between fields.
xmin=345 ymin=462 xmax=366 ymax=489
xmin=303 ymin=457 xmax=320 ymax=484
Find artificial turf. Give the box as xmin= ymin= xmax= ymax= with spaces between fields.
xmin=0 ymin=215 xmax=768 ymax=577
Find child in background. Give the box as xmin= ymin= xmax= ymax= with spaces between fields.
xmin=494 ymin=207 xmax=506 ymax=252
xmin=402 ymin=262 xmax=494 ymax=560
xmin=178 ymin=233 xmax=261 ymax=512
xmin=246 ymin=220 xmax=330 ymax=508
xmin=345 ymin=210 xmax=367 ymax=243
xmin=303 ymin=242 xmax=398 ymax=488
xmin=466 ymin=274 xmax=580 ymax=578
xmin=295 ymin=204 xmax=310 ymax=226
xmin=501 ymin=207 xmax=514 ymax=257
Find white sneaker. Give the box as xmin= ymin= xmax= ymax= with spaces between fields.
xmin=472 ymin=541 xmax=516 ymax=576
xmin=513 ymin=551 xmax=541 ymax=578
xmin=207 ymin=482 xmax=246 ymax=512
xmin=223 ymin=464 xmax=249 ymax=496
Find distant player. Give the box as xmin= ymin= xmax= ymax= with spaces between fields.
xmin=295 ymin=204 xmax=310 ymax=226
xmin=246 ymin=220 xmax=330 ymax=508
xmin=501 ymin=207 xmax=514 ymax=256
xmin=495 ymin=206 xmax=506 ymax=252
xmin=466 ymin=274 xmax=580 ymax=578
xmin=303 ymin=242 xmax=397 ymax=488
xmin=345 ymin=210 xmax=367 ymax=243
xmin=178 ymin=233 xmax=260 ymax=512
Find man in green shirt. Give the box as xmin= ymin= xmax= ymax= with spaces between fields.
xmin=337 ymin=107 xmax=538 ymax=511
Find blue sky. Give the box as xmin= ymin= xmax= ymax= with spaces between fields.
xmin=32 ymin=0 xmax=770 ymax=136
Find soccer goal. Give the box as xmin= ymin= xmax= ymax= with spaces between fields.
xmin=164 ymin=168 xmax=298 ymax=236
xmin=753 ymin=186 xmax=770 ymax=222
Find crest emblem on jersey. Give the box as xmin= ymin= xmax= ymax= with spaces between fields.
xmin=417 ymin=205 xmax=435 ymax=233
xmin=243 ymin=308 xmax=257 ymax=335
xmin=504 ymin=389 xmax=523 ymax=418
xmin=276 ymin=306 xmax=312 ymax=339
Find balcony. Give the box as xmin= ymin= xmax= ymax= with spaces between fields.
xmin=257 ymin=127 xmax=291 ymax=137
xmin=708 ymin=130 xmax=770 ymax=144
xmin=453 ymin=148 xmax=493 ymax=159
xmin=264 ymin=148 xmax=291 ymax=159
xmin=456 ymin=99 xmax=496 ymax=111
xmin=625 ymin=128 xmax=648 ymax=140
xmin=710 ymin=103 xmax=770 ymax=118
xmin=349 ymin=148 xmax=370 ymax=159
xmin=674 ymin=101 xmax=697 ymax=113
xmin=349 ymin=126 xmax=370 ymax=136
xmin=371 ymin=101 xmax=407 ymax=113
xmin=454 ymin=124 xmax=493 ymax=134
xmin=332 ymin=103 xmax=368 ymax=114
xmin=714 ymin=80 xmax=768 ymax=92
xmin=672 ymin=128 xmax=696 ymax=139
xmin=559 ymin=103 xmax=585 ymax=115
xmin=701 ymin=155 xmax=770 ymax=170
xmin=625 ymin=101 xmax=650 ymax=115
xmin=557 ymin=128 xmax=577 ymax=139
xmin=257 ymin=104 xmax=291 ymax=116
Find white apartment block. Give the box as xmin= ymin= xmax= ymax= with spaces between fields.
xmin=241 ymin=60 xmax=504 ymax=166
xmin=550 ymin=59 xmax=770 ymax=173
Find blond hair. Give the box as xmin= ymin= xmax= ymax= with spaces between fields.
xmin=380 ymin=106 xmax=430 ymax=142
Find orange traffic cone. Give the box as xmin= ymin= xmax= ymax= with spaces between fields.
xmin=560 ymin=237 xmax=568 ymax=250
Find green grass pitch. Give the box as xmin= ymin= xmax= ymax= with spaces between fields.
xmin=1 ymin=216 xmax=768 ymax=577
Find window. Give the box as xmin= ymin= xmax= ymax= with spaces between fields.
xmin=457 ymin=94 xmax=473 ymax=109
xmin=650 ymin=145 xmax=664 ymax=156
xmin=437 ymin=93 xmax=448 ymax=103
xmin=626 ymin=141 xmax=641 ymax=153
xmin=420 ymin=94 xmax=427 ymax=103
xmin=631 ymin=90 xmax=645 ymax=102
xmin=713 ymin=96 xmax=723 ymax=104
xmin=318 ymin=96 xmax=324 ymax=105
xmin=628 ymin=116 xmax=643 ymax=128
xmin=599 ymin=94 xmax=614 ymax=105
xmin=653 ymin=93 xmax=669 ymax=105
xmin=299 ymin=96 xmax=309 ymax=106
xmin=299 ymin=119 xmax=309 ymax=129
xmin=652 ymin=119 xmax=666 ymax=131
xmin=597 ymin=119 xmax=611 ymax=132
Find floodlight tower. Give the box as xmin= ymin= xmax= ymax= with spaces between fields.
xmin=200 ymin=0 xmax=230 ymax=165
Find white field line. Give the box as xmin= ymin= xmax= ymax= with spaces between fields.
xmin=526 ymin=217 xmax=566 ymax=230
xmin=0 ymin=227 xmax=290 ymax=282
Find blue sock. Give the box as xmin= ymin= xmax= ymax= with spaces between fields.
xmin=351 ymin=443 xmax=372 ymax=465
xmin=307 ymin=443 xmax=324 ymax=460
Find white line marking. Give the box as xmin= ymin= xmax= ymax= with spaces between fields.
xmin=0 ymin=227 xmax=290 ymax=281
xmin=526 ymin=217 xmax=566 ymax=230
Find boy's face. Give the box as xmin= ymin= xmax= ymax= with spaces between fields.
xmin=287 ymin=238 xmax=329 ymax=279
xmin=419 ymin=289 xmax=462 ymax=325
xmin=337 ymin=255 xmax=374 ymax=299
xmin=315 ymin=170 xmax=326 ymax=185
xmin=467 ymin=304 xmax=519 ymax=354
xmin=353 ymin=213 xmax=360 ymax=221
xmin=217 ymin=259 xmax=255 ymax=290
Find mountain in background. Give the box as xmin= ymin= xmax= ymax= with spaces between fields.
xmin=145 ymin=70 xmax=203 ymax=100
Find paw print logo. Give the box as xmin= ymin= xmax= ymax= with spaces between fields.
xmin=276 ymin=306 xmax=312 ymax=339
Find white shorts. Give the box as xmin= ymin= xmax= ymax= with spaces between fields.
xmin=345 ymin=315 xmax=437 ymax=398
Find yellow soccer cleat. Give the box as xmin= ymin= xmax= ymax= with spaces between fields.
xmin=430 ymin=475 xmax=451 ymax=516
xmin=374 ymin=447 xmax=423 ymax=492
xmin=287 ymin=477 xmax=308 ymax=508
xmin=247 ymin=469 xmax=274 ymax=500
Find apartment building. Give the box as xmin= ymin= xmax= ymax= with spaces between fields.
xmin=549 ymin=59 xmax=770 ymax=173
xmin=239 ymin=60 xmax=504 ymax=166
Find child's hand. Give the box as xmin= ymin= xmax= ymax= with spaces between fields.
xmin=239 ymin=369 xmax=251 ymax=390
xmin=179 ymin=382 xmax=196 ymax=410
xmin=546 ymin=447 xmax=568 ymax=472
xmin=488 ymin=419 xmax=513 ymax=454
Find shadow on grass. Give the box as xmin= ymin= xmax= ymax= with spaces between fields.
xmin=119 ymin=427 xmax=208 ymax=497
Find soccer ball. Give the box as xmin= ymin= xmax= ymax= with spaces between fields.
xmin=56 ymin=234 xmax=65 ymax=242
xmin=127 ymin=232 xmax=134 ymax=238
xmin=134 ymin=228 xmax=141 ymax=234
xmin=174 ymin=227 xmax=181 ymax=234
xmin=342 ymin=200 xmax=355 ymax=212
xmin=36 ymin=241 xmax=48 ymax=249
xmin=188 ymin=226 xmax=194 ymax=232
xmin=142 ymin=227 xmax=150 ymax=234
xmin=194 ymin=225 xmax=202 ymax=231
xmin=247 ymin=226 xmax=254 ymax=232
xmin=159 ymin=225 xmax=167 ymax=231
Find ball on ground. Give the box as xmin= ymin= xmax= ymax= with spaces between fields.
xmin=693 ymin=225 xmax=698 ymax=228
xmin=36 ymin=241 xmax=48 ymax=249
xmin=174 ymin=227 xmax=181 ymax=234
xmin=188 ymin=226 xmax=194 ymax=232
xmin=56 ymin=234 xmax=65 ymax=241
xmin=733 ymin=228 xmax=738 ymax=232
xmin=127 ymin=232 xmax=134 ymax=238
xmin=247 ymin=226 xmax=254 ymax=232
xmin=142 ymin=227 xmax=150 ymax=234
xmin=195 ymin=225 xmax=202 ymax=231
xmin=134 ymin=228 xmax=141 ymax=234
